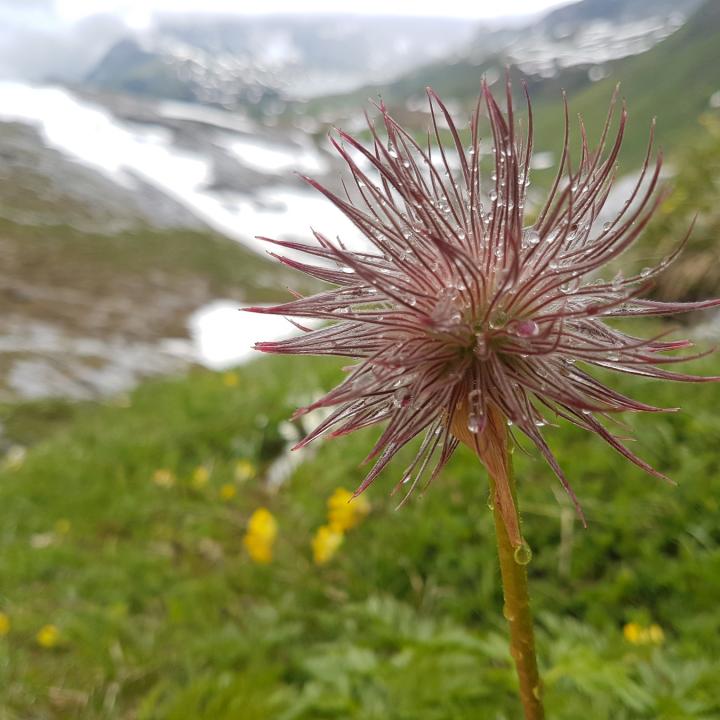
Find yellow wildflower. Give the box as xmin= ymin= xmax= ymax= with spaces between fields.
xmin=191 ymin=465 xmax=210 ymax=489
xmin=623 ymin=622 xmax=643 ymax=645
xmin=243 ymin=508 xmax=277 ymax=564
xmin=36 ymin=624 xmax=60 ymax=648
xmin=223 ymin=371 xmax=239 ymax=387
xmin=648 ymin=624 xmax=665 ymax=645
xmin=312 ymin=525 xmax=344 ymax=566
xmin=152 ymin=469 xmax=175 ymax=488
xmin=327 ymin=487 xmax=370 ymax=532
xmin=623 ymin=622 xmax=665 ymax=646
xmin=235 ymin=459 xmax=256 ymax=482
xmin=0 ymin=612 xmax=10 ymax=636
xmin=219 ymin=483 xmax=237 ymax=501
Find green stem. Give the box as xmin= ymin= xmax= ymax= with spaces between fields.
xmin=490 ymin=449 xmax=545 ymax=720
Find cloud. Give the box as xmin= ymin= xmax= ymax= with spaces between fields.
xmin=0 ymin=10 xmax=126 ymax=82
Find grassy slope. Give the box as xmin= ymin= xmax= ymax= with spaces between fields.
xmin=529 ymin=0 xmax=720 ymax=168
xmin=1 ymin=349 xmax=719 ymax=719
xmin=0 ymin=218 xmax=310 ymax=341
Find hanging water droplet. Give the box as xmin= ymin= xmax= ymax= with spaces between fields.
xmin=475 ymin=335 xmax=489 ymax=359
xmin=502 ymin=604 xmax=516 ymax=622
xmin=513 ymin=541 xmax=532 ymax=565
xmin=514 ymin=319 xmax=540 ymax=337
xmin=506 ymin=418 xmax=514 ymax=426
xmin=560 ymin=278 xmax=579 ymax=294
xmin=524 ymin=229 xmax=541 ymax=246
xmin=532 ymin=683 xmax=544 ymax=701
xmin=489 ymin=309 xmax=508 ymax=329
xmin=489 ymin=189 xmax=498 ymax=202
xmin=640 ymin=267 xmax=652 ymax=278
xmin=393 ymin=387 xmax=411 ymax=408
xmin=602 ymin=221 xmax=612 ymax=232
xmin=487 ymin=492 xmax=495 ymax=510
xmin=467 ymin=413 xmax=481 ymax=433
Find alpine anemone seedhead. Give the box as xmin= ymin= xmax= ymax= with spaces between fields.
xmin=249 ymin=79 xmax=720 ymax=523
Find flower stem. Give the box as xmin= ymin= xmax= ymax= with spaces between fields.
xmin=451 ymin=403 xmax=544 ymax=717
xmin=489 ymin=447 xmax=544 ymax=719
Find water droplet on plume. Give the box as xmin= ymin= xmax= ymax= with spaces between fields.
xmin=513 ymin=541 xmax=532 ymax=565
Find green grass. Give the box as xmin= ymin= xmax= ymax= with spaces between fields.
xmin=0 ymin=217 xmax=314 ymax=345
xmin=1 ymin=347 xmax=719 ymax=719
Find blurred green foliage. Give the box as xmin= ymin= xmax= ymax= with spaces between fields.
xmin=639 ymin=114 xmax=720 ymax=303
xmin=1 ymin=347 xmax=719 ymax=719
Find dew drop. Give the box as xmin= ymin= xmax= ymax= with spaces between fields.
xmin=393 ymin=387 xmax=411 ymax=408
xmin=467 ymin=413 xmax=481 ymax=433
xmin=524 ymin=229 xmax=541 ymax=246
xmin=513 ymin=541 xmax=533 ymax=565
xmin=502 ymin=604 xmax=516 ymax=622
xmin=487 ymin=492 xmax=495 ymax=510
xmin=489 ymin=189 xmax=498 ymax=202
xmin=640 ymin=267 xmax=652 ymax=278
xmin=532 ymin=683 xmax=544 ymax=701
xmin=560 ymin=278 xmax=579 ymax=294
xmin=475 ymin=335 xmax=489 ymax=359
xmin=514 ymin=319 xmax=540 ymax=337
xmin=489 ymin=310 xmax=508 ymax=329
xmin=602 ymin=221 xmax=612 ymax=232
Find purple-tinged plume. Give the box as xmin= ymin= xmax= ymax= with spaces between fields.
xmin=249 ymin=80 xmax=720 ymax=525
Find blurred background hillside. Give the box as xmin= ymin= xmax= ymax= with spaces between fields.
xmin=0 ymin=1 xmax=719 ymax=718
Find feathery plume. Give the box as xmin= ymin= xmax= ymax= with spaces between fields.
xmin=249 ymin=79 xmax=719 ymax=533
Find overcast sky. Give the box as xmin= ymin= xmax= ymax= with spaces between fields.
xmin=0 ymin=0 xmax=576 ymax=81
xmin=53 ymin=0 xmax=576 ymax=27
